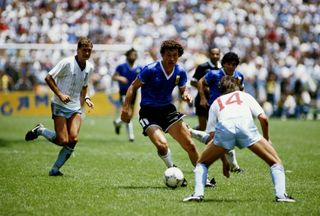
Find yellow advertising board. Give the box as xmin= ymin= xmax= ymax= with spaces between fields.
xmin=0 ymin=91 xmax=120 ymax=116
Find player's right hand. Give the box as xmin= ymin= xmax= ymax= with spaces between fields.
xmin=59 ymin=94 xmax=71 ymax=104
xmin=121 ymin=108 xmax=131 ymax=123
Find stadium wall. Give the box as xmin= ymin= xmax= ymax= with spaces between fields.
xmin=0 ymin=91 xmax=119 ymax=116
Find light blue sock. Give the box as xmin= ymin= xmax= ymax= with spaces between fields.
xmin=194 ymin=163 xmax=208 ymax=197
xmin=38 ymin=127 xmax=56 ymax=144
xmin=51 ymin=146 xmax=73 ymax=173
xmin=270 ymin=164 xmax=286 ymax=198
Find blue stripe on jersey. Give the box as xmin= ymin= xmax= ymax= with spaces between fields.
xmin=138 ymin=61 xmax=187 ymax=107
xmin=115 ymin=62 xmax=142 ymax=91
xmin=205 ymin=68 xmax=244 ymax=105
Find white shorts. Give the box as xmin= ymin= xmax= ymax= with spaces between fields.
xmin=213 ymin=118 xmax=262 ymax=150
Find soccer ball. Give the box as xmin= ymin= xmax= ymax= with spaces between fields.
xmin=163 ymin=167 xmax=184 ymax=189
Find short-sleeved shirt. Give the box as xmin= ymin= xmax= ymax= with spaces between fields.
xmin=115 ymin=62 xmax=142 ymax=92
xmin=192 ymin=61 xmax=220 ymax=116
xmin=138 ymin=61 xmax=187 ymax=107
xmin=206 ymin=91 xmax=265 ymax=149
xmin=204 ymin=69 xmax=244 ymax=105
xmin=48 ymin=56 xmax=94 ymax=110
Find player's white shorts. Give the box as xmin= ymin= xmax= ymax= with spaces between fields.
xmin=213 ymin=118 xmax=262 ymax=150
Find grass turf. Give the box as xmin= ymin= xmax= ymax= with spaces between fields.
xmin=0 ymin=116 xmax=319 ymax=215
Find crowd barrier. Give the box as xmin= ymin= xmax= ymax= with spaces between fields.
xmin=0 ymin=91 xmax=120 ymax=116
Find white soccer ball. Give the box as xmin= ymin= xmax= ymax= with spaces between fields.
xmin=163 ymin=167 xmax=184 ymax=189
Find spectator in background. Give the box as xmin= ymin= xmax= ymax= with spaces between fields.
xmin=112 ymin=48 xmax=142 ymax=142
xmin=190 ymin=47 xmax=221 ymax=131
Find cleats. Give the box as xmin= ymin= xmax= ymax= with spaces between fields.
xmin=183 ymin=194 xmax=204 ymax=202
xmin=113 ymin=120 xmax=121 ymax=135
xmin=276 ymin=194 xmax=296 ymax=203
xmin=230 ymin=167 xmax=245 ymax=173
xmin=205 ymin=177 xmax=216 ymax=188
xmin=25 ymin=123 xmax=43 ymax=141
xmin=49 ymin=170 xmax=64 ymax=176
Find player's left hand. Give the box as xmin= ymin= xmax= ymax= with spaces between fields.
xmin=86 ymin=99 xmax=94 ymax=110
xmin=181 ymin=93 xmax=193 ymax=104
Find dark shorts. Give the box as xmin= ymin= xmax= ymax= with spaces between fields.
xmin=120 ymin=89 xmax=137 ymax=106
xmin=194 ymin=94 xmax=209 ymax=117
xmin=51 ymin=103 xmax=82 ymax=119
xmin=139 ymin=104 xmax=185 ymax=136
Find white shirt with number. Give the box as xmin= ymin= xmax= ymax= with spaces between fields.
xmin=48 ymin=56 xmax=94 ymax=110
xmin=206 ymin=91 xmax=264 ymax=133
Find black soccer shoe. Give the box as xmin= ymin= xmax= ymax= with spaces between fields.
xmin=113 ymin=121 xmax=121 ymax=135
xmin=25 ymin=123 xmax=43 ymax=141
xmin=49 ymin=170 xmax=64 ymax=176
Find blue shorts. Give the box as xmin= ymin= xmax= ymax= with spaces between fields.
xmin=51 ymin=103 xmax=82 ymax=119
xmin=139 ymin=104 xmax=185 ymax=136
xmin=213 ymin=118 xmax=261 ymax=150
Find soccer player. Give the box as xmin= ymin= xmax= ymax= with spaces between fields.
xmin=121 ymin=40 xmax=213 ymax=187
xmin=190 ymin=52 xmax=244 ymax=172
xmin=190 ymin=47 xmax=221 ymax=131
xmin=25 ymin=37 xmax=94 ymax=176
xmin=183 ymin=76 xmax=296 ymax=203
xmin=112 ymin=48 xmax=142 ymax=142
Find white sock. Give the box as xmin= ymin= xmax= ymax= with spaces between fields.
xmin=270 ymin=164 xmax=286 ymax=198
xmin=194 ymin=163 xmax=207 ymax=197
xmin=159 ymin=148 xmax=174 ymax=168
xmin=115 ymin=117 xmax=122 ymax=125
xmin=126 ymin=122 xmax=135 ymax=140
xmin=226 ymin=149 xmax=240 ymax=170
xmin=190 ymin=129 xmax=210 ymax=144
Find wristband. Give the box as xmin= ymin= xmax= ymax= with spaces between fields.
xmin=85 ymin=96 xmax=91 ymax=101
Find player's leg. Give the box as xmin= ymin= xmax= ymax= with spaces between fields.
xmin=197 ymin=115 xmax=207 ymax=131
xmin=183 ymin=143 xmax=227 ymax=202
xmin=48 ymin=115 xmax=73 ymax=176
xmin=189 ymin=128 xmax=211 ymax=144
xmin=226 ymin=149 xmax=243 ymax=172
xmin=146 ymin=125 xmax=174 ymax=168
xmin=248 ymin=138 xmax=295 ymax=202
xmin=126 ymin=103 xmax=135 ymax=142
xmin=168 ymin=120 xmax=199 ymax=166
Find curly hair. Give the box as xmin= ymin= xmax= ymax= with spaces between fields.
xmin=221 ymin=52 xmax=240 ymax=66
xmin=125 ymin=48 xmax=137 ymax=57
xmin=160 ymin=40 xmax=184 ymax=57
xmin=77 ymin=37 xmax=93 ymax=49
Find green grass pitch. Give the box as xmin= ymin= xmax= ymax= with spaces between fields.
xmin=0 ymin=115 xmax=319 ymax=215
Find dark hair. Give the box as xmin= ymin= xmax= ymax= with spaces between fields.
xmin=160 ymin=40 xmax=184 ymax=57
xmin=221 ymin=52 xmax=240 ymax=66
xmin=219 ymin=76 xmax=240 ymax=94
xmin=125 ymin=48 xmax=137 ymax=57
xmin=77 ymin=37 xmax=93 ymax=49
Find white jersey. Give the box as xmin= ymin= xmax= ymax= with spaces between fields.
xmin=48 ymin=56 xmax=94 ymax=110
xmin=206 ymin=91 xmax=264 ymax=133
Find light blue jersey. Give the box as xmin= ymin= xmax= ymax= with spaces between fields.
xmin=138 ymin=61 xmax=187 ymax=107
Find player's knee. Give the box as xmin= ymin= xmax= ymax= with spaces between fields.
xmin=155 ymin=141 xmax=168 ymax=155
xmin=68 ymin=135 xmax=78 ymax=144
xmin=55 ymin=136 xmax=68 ymax=146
